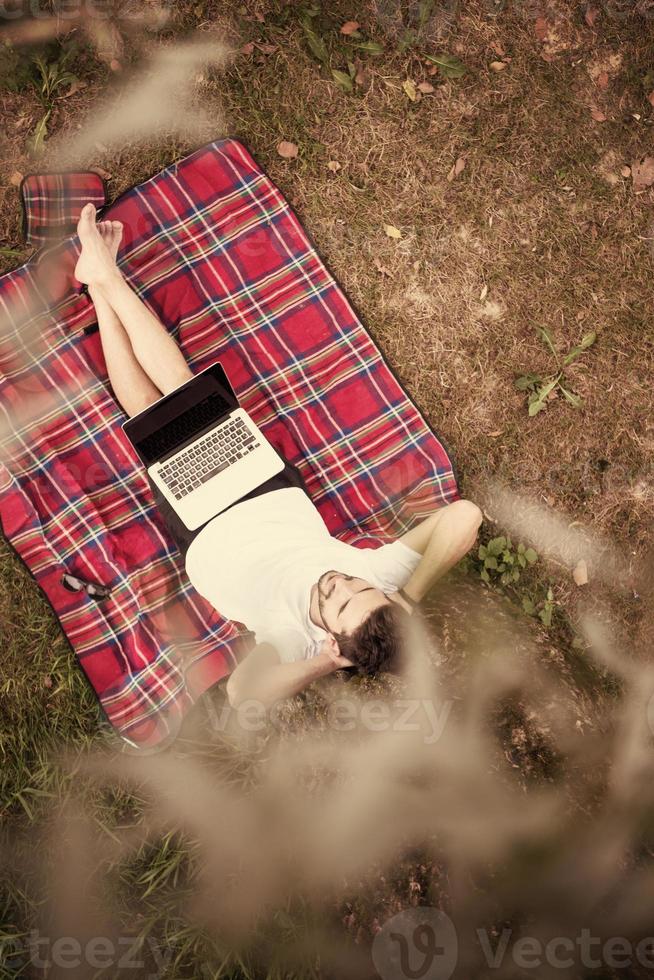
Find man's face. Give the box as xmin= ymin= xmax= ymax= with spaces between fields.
xmin=316 ymin=570 xmax=390 ymax=636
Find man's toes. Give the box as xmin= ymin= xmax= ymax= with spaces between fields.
xmin=76 ymin=202 xmax=98 ymax=239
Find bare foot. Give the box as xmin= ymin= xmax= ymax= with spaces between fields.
xmin=74 ymin=203 xmax=123 ymax=287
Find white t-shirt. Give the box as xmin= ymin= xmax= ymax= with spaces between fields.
xmin=184 ymin=487 xmax=421 ymax=663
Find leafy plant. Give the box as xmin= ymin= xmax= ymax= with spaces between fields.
xmin=521 ymin=586 xmax=556 ymax=627
xmin=514 ymin=326 xmax=597 ymax=417
xmin=299 ymin=5 xmax=329 ymax=64
xmin=477 ymin=535 xmax=538 ymax=587
xmin=28 ymin=40 xmax=80 ymax=155
xmin=422 ymin=52 xmax=467 ymax=77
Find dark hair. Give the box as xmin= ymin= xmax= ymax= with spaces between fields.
xmin=334 ymin=602 xmax=412 ymax=677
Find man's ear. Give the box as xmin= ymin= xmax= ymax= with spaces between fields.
xmin=319 ymin=634 xmax=341 ymax=663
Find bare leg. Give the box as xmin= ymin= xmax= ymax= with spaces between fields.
xmin=88 ymin=223 xmax=162 ymax=417
xmin=76 ymin=203 xmax=193 ymax=395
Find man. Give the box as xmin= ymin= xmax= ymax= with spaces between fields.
xmin=74 ymin=204 xmax=484 ymax=711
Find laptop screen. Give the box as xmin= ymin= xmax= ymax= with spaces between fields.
xmin=123 ymin=362 xmax=238 ymax=467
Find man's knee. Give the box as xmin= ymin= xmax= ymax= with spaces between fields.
xmin=451 ymin=499 xmax=484 ymax=534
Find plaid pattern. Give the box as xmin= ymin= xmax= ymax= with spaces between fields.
xmin=0 ymin=139 xmax=460 ymax=751
xmin=21 ymin=171 xmax=107 ymax=247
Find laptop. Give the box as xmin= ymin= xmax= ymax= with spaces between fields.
xmin=122 ymin=363 xmax=285 ymax=530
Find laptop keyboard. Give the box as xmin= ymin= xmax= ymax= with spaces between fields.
xmin=157 ymin=416 xmax=260 ymax=500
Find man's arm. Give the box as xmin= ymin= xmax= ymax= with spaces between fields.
xmin=399 ymin=499 xmax=483 ymax=603
xmin=225 ymin=643 xmax=342 ymax=709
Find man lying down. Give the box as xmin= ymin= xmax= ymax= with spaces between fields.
xmin=73 ymin=203 xmax=484 ymax=709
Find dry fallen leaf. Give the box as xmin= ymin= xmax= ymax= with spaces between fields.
xmin=648 ymin=91 xmax=654 ymax=107
xmin=487 ymin=430 xmax=504 ymax=438
xmin=61 ymin=79 xmax=87 ymax=98
xmin=427 ymin=64 xmax=439 ymax=76
xmin=254 ymin=42 xmax=277 ymax=54
xmin=9 ymin=171 xmax=23 ymax=186
xmin=447 ymin=156 xmax=466 ymax=182
xmin=241 ymin=42 xmax=254 ymax=55
xmin=277 ymin=140 xmax=298 ymax=160
xmin=596 ymin=71 xmax=609 ymax=91
xmin=327 ymin=160 xmax=341 ymax=172
xmin=355 ymin=67 xmax=371 ymax=86
xmin=585 ymin=6 xmax=600 ymax=28
xmin=417 ymin=81 xmax=435 ymax=93
xmin=490 ymin=61 xmax=507 ymax=72
xmin=384 ymin=224 xmax=402 ymax=240
xmin=403 ymin=79 xmax=419 ymax=101
xmin=534 ymin=17 xmax=549 ymax=41
xmin=621 ymin=165 xmax=631 ymax=178
xmin=631 ymin=155 xmax=654 ymax=193
xmin=373 ymin=257 xmax=394 ymax=277
xmin=340 ymin=20 xmax=360 ymax=35
xmin=490 ymin=41 xmax=506 ymax=57
xmin=480 ymin=284 xmax=489 ymax=301
xmin=590 ymin=107 xmax=607 ymax=122
xmin=43 ymin=675 xmax=53 ymax=688
xmin=573 ymin=559 xmax=589 ymax=586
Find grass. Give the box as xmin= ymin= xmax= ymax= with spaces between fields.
xmin=1 ymin=0 xmax=654 ymax=977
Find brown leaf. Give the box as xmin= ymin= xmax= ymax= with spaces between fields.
xmin=61 ymin=78 xmax=87 ymax=98
xmin=621 ymin=165 xmax=631 ymax=177
xmin=585 ymin=5 xmax=599 ymax=27
xmin=355 ymin=67 xmax=371 ymax=86
xmin=373 ymin=257 xmax=394 ymax=277
xmin=253 ymin=42 xmax=277 ymax=54
xmin=327 ymin=160 xmax=341 ymax=172
xmin=417 ymin=81 xmax=435 ymax=93
xmin=487 ymin=430 xmax=504 ymax=438
xmin=590 ymin=107 xmax=607 ymax=122
xmin=631 ymin=155 xmax=654 ymax=192
xmin=573 ymin=559 xmax=589 ymax=586
xmin=340 ymin=20 xmax=360 ymax=35
xmin=427 ymin=64 xmax=439 ymax=76
xmin=596 ymin=70 xmax=609 ymax=91
xmin=43 ymin=675 xmax=53 ymax=688
xmin=9 ymin=171 xmax=23 ymax=186
xmin=241 ymin=41 xmax=254 ymax=54
xmin=648 ymin=90 xmax=654 ymax=107
xmin=490 ymin=41 xmax=506 ymax=57
xmin=534 ymin=17 xmax=549 ymax=41
xmin=277 ymin=140 xmax=298 ymax=159
xmin=490 ymin=61 xmax=507 ymax=72
xmin=447 ymin=156 xmax=466 ymax=182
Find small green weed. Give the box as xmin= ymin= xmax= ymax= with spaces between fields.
xmin=515 ymin=326 xmax=597 ymax=417
xmin=462 ymin=535 xmax=558 ymax=628
xmin=28 ymin=39 xmax=80 ymax=155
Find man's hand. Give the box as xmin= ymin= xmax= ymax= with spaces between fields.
xmin=320 ymin=640 xmax=355 ymax=670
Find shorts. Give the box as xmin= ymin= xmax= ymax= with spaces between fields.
xmin=147 ymin=457 xmax=310 ymax=561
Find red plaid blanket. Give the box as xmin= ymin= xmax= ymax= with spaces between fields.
xmin=0 ymin=139 xmax=460 ymax=750
xmin=20 ymin=171 xmax=107 ymax=247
